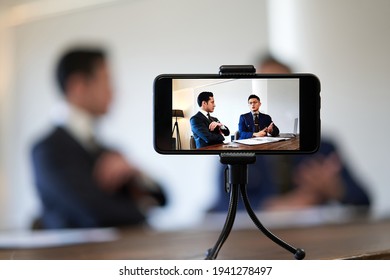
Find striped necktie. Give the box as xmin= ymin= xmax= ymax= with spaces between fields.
xmin=254 ymin=113 xmax=260 ymax=132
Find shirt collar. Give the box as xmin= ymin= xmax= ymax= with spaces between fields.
xmin=52 ymin=102 xmax=96 ymax=148
xmin=200 ymin=109 xmax=210 ymax=118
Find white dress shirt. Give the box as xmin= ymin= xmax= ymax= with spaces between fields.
xmin=52 ymin=102 xmax=97 ymax=151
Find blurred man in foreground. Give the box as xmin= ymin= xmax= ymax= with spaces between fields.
xmin=211 ymin=55 xmax=370 ymax=212
xmin=31 ymin=48 xmax=166 ymax=228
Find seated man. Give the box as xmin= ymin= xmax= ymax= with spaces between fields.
xmin=211 ymin=55 xmax=370 ymax=212
xmin=238 ymin=94 xmax=279 ymax=139
xmin=190 ymin=91 xmax=230 ymax=149
xmin=31 ymin=47 xmax=166 ymax=229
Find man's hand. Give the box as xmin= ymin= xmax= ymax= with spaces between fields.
xmin=253 ymin=127 xmax=268 ymax=137
xmin=93 ymin=151 xmax=140 ymax=193
xmin=263 ymin=152 xmax=345 ymax=210
xmin=293 ymin=152 xmax=344 ymax=202
xmin=209 ymin=121 xmax=222 ymax=132
xmin=267 ymin=122 xmax=274 ymax=134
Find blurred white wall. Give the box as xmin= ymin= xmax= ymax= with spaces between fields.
xmin=0 ymin=0 xmax=269 ymax=230
xmin=1 ymin=0 xmax=389 ymax=231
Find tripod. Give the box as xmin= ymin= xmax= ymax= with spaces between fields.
xmin=172 ymin=116 xmax=182 ymax=150
xmin=205 ymin=153 xmax=306 ymax=260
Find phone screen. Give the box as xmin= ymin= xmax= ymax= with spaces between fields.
xmin=154 ymin=74 xmax=320 ymax=154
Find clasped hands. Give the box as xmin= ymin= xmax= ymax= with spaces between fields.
xmin=93 ymin=151 xmax=161 ymax=209
xmin=94 ymin=151 xmax=141 ymax=193
xmin=209 ymin=121 xmax=225 ymax=134
xmin=263 ymin=152 xmax=345 ymax=210
xmin=253 ymin=122 xmax=274 ymax=137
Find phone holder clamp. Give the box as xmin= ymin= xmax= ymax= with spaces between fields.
xmin=219 ymin=65 xmax=256 ymax=76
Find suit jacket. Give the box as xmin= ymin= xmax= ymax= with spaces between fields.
xmin=238 ymin=112 xmax=279 ymax=139
xmin=190 ymin=111 xmax=230 ymax=149
xmin=31 ymin=126 xmax=166 ymax=229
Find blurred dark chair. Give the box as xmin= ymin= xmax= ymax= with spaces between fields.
xmin=31 ymin=216 xmax=44 ymax=230
xmin=190 ymin=136 xmax=196 ymax=149
xmin=234 ymin=131 xmax=240 ymax=141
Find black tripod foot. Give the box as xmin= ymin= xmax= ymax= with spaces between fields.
xmin=205 ymin=248 xmax=212 ymax=259
xmin=294 ymin=248 xmax=306 ymax=260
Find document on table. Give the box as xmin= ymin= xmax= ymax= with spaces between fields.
xmin=234 ymin=136 xmax=290 ymax=145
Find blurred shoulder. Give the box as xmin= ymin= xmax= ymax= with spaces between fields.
xmin=190 ymin=111 xmax=202 ymax=119
xmin=318 ymin=137 xmax=338 ymax=155
xmin=32 ymin=126 xmax=70 ymax=154
xmin=240 ymin=112 xmax=252 ymax=118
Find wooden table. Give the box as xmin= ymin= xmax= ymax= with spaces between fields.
xmin=1 ymin=218 xmax=390 ymax=260
xmin=199 ymin=136 xmax=299 ymax=151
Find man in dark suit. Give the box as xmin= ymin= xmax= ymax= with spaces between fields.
xmin=190 ymin=91 xmax=230 ymax=149
xmin=238 ymin=94 xmax=279 ymax=139
xmin=31 ymin=48 xmax=166 ymax=229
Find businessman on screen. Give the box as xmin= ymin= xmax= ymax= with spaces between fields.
xmin=238 ymin=94 xmax=279 ymax=140
xmin=190 ymin=91 xmax=230 ymax=149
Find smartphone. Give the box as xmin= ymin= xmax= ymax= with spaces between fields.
xmin=154 ymin=73 xmax=320 ymax=154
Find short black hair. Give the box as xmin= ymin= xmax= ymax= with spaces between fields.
xmin=56 ymin=48 xmax=106 ymax=95
xmin=197 ymin=91 xmax=213 ymax=107
xmin=248 ymin=94 xmax=260 ymax=102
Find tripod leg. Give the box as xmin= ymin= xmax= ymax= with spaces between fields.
xmin=171 ymin=121 xmax=181 ymax=150
xmin=205 ymin=183 xmax=239 ymax=260
xmin=176 ymin=122 xmax=181 ymax=150
xmin=239 ymin=184 xmax=305 ymax=260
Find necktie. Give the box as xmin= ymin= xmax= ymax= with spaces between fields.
xmin=254 ymin=113 xmax=260 ymax=132
xmin=207 ymin=113 xmax=212 ymax=122
xmin=87 ymin=135 xmax=104 ymax=155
